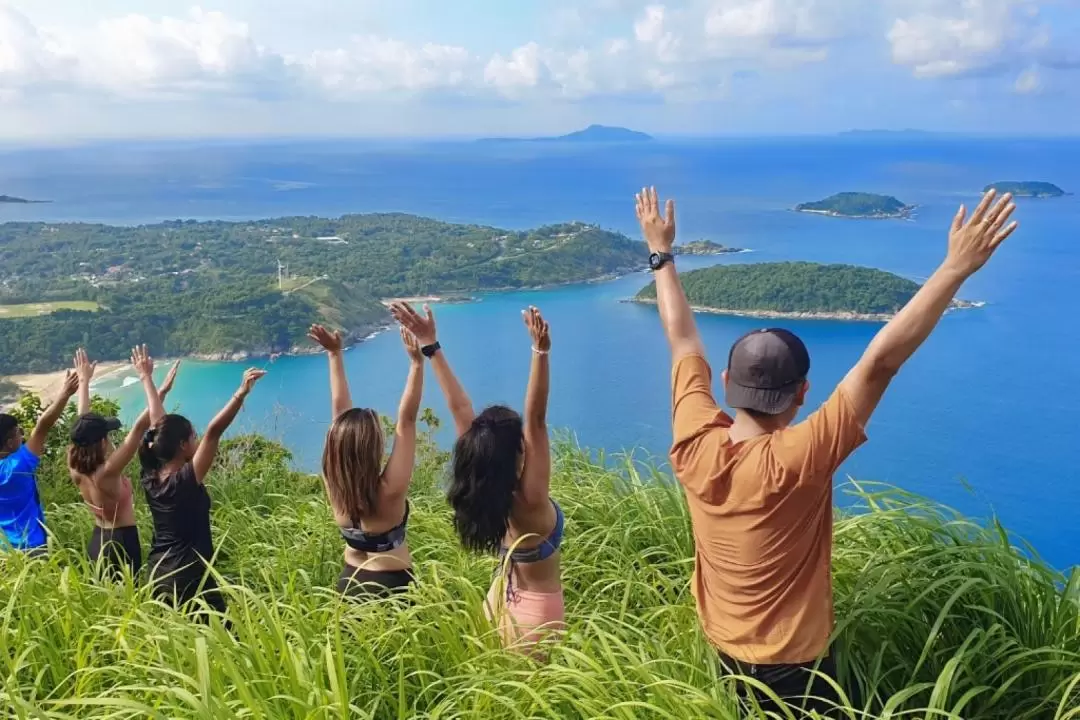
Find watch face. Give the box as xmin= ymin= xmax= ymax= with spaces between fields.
xmin=648 ymin=253 xmax=661 ymax=269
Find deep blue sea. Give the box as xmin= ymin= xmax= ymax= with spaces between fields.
xmin=3 ymin=136 xmax=1079 ymax=569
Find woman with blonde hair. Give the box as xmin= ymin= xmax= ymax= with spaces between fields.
xmin=308 ymin=323 xmax=424 ymax=598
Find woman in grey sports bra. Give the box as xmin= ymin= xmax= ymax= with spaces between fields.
xmin=308 ymin=323 xmax=424 ymax=599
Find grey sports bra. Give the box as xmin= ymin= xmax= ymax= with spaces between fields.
xmin=340 ymin=502 xmax=409 ymax=553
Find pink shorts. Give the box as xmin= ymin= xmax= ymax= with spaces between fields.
xmin=485 ymin=575 xmax=566 ymax=653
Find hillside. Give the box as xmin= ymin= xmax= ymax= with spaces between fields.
xmin=635 ymin=262 xmax=944 ymax=319
xmin=984 ymin=181 xmax=1066 ymax=198
xmin=673 ymin=239 xmax=743 ymax=256
xmin=4 ymin=397 xmax=1078 ymax=719
xmin=0 ymin=215 xmax=644 ymax=373
xmin=795 ymin=192 xmax=914 ymax=219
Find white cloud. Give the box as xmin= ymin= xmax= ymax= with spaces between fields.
xmin=0 ymin=5 xmax=75 ymax=94
xmin=306 ymin=38 xmax=473 ymax=95
xmin=634 ymin=5 xmax=681 ymax=62
xmin=887 ymin=0 xmax=1052 ymax=78
xmin=484 ymin=42 xmax=546 ymax=91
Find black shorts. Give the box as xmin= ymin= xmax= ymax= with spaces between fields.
xmin=719 ymin=649 xmax=846 ymax=718
xmin=88 ymin=525 xmax=142 ymax=579
xmin=338 ymin=564 xmax=415 ymax=600
xmin=148 ymin=558 xmax=227 ymax=617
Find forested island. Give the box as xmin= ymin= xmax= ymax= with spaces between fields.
xmin=672 ymin=240 xmax=743 ymax=256
xmin=480 ymin=125 xmax=653 ymax=143
xmin=0 ymin=214 xmax=644 ymax=373
xmin=983 ymin=181 xmax=1066 ymax=198
xmin=634 ymin=262 xmax=973 ymax=320
xmin=795 ymin=193 xmax=914 ymax=219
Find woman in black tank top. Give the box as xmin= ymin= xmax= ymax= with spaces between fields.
xmin=133 ymin=345 xmax=267 ymax=619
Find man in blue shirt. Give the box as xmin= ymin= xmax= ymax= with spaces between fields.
xmin=0 ymin=371 xmax=79 ymax=553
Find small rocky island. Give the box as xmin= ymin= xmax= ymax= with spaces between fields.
xmin=633 ymin=262 xmax=974 ymax=320
xmin=479 ymin=125 xmax=653 ymax=144
xmin=983 ymin=181 xmax=1066 ymax=198
xmin=673 ymin=240 xmax=743 ymax=256
xmin=0 ymin=195 xmax=48 ymax=204
xmin=795 ymin=192 xmax=914 ymax=219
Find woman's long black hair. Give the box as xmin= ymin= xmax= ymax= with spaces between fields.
xmin=139 ymin=414 xmax=195 ymax=478
xmin=448 ymin=406 xmax=524 ymax=554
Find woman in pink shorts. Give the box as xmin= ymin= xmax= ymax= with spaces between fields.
xmin=392 ymin=302 xmax=564 ymax=652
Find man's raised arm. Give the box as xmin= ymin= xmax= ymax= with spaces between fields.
xmin=839 ymin=190 xmax=1018 ymax=426
xmin=636 ymin=187 xmax=705 ymax=361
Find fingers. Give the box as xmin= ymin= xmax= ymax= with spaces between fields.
xmin=951 ymin=204 xmax=966 ymax=234
xmin=968 ymin=189 xmax=996 ymax=226
xmin=991 ymin=220 xmax=1019 ymax=249
xmin=988 ymin=200 xmax=1016 ymax=236
xmin=983 ymin=194 xmax=1014 ymax=230
xmin=635 ymin=191 xmax=644 ymax=219
xmin=665 ymin=198 xmax=675 ymax=226
xmin=423 ymin=304 xmax=435 ymax=325
xmin=649 ymin=186 xmax=659 ymax=216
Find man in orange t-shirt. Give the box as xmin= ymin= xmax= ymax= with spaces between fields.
xmin=633 ymin=186 xmax=1018 ymax=714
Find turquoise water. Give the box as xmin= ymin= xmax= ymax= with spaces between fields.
xmin=6 ymin=136 xmax=1080 ymax=568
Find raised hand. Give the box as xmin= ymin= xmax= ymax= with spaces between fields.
xmin=307 ymin=324 xmax=343 ymax=354
xmin=74 ymin=347 xmax=97 ymax=385
xmin=130 ymin=344 xmax=154 ymax=379
xmin=400 ymin=326 xmax=423 ymax=363
xmin=159 ymin=360 xmax=181 ymax=397
xmin=238 ymin=368 xmax=267 ymax=396
xmin=945 ymin=190 xmax=1018 ymax=278
xmin=59 ymin=369 xmax=79 ymax=399
xmin=390 ymin=302 xmax=437 ymax=347
xmin=523 ymin=306 xmax=551 ymax=352
xmin=635 ymin=186 xmax=676 ymax=253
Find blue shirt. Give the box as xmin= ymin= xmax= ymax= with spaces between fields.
xmin=0 ymin=445 xmax=46 ymax=550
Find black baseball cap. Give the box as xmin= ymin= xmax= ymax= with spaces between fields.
xmin=71 ymin=413 xmax=122 ymax=447
xmin=725 ymin=328 xmax=811 ymax=415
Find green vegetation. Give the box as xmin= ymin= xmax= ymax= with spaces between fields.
xmin=3 ymin=395 xmax=1078 ymax=719
xmin=0 ymin=215 xmax=643 ymax=373
xmin=0 ymin=300 xmax=100 ymax=318
xmin=673 ymin=240 xmax=742 ymax=256
xmin=795 ymin=193 xmax=914 ymax=218
xmin=984 ymin=181 xmax=1066 ymax=198
xmin=636 ymin=262 xmax=925 ymax=317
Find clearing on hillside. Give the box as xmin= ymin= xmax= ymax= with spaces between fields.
xmin=0 ymin=300 xmax=101 ymax=318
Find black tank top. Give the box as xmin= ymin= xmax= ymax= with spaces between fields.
xmin=142 ymin=463 xmax=214 ymax=576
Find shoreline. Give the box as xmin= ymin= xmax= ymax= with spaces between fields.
xmin=794 ymin=207 xmax=916 ymax=220
xmin=628 ymin=297 xmax=978 ymax=322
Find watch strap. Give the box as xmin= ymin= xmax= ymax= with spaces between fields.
xmin=421 ymin=341 xmax=441 ymax=358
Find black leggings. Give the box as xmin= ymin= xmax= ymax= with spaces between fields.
xmin=88 ymin=525 xmax=142 ymax=579
xmin=149 ymin=560 xmax=228 ymax=620
xmin=719 ymin=650 xmax=846 ymax=718
xmin=338 ymin=564 xmax=415 ymax=600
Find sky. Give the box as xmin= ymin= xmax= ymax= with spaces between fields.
xmin=1 ymin=0 xmax=1078 ymax=140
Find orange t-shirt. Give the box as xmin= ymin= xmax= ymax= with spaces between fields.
xmin=669 ymin=354 xmax=866 ymax=664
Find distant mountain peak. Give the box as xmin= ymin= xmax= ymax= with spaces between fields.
xmin=478 ymin=125 xmax=653 ymax=144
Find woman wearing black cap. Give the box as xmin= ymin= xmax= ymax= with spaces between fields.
xmin=67 ymin=348 xmax=179 ymax=577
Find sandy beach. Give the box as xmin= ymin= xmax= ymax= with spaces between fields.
xmin=2 ymin=357 xmax=186 ymax=407
xmin=380 ymin=296 xmax=443 ymax=306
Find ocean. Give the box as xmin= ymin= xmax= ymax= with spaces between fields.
xmin=3 ymin=135 xmax=1079 ymax=569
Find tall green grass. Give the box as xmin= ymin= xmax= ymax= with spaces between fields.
xmin=1 ymin=431 xmax=1077 ymax=719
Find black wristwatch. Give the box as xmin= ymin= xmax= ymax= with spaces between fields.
xmin=648 ymin=251 xmax=675 ymax=271
xmin=421 ymin=341 xmax=441 ymax=358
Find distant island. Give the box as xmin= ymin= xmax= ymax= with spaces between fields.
xmin=0 ymin=195 xmax=49 ymax=204
xmin=673 ymin=240 xmax=743 ymax=256
xmin=983 ymin=181 xmax=1066 ymax=198
xmin=795 ymin=192 xmax=914 ymax=219
xmin=479 ymin=125 xmax=653 ymax=144
xmin=633 ymin=262 xmax=975 ymax=321
xmin=0 ymin=215 xmax=645 ymax=374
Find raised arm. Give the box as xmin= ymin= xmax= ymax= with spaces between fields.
xmin=519 ymin=306 xmax=552 ymax=506
xmin=839 ymin=190 xmax=1018 ymax=426
xmin=391 ymin=302 xmax=475 ymax=436
xmin=382 ymin=327 xmax=424 ymax=497
xmin=191 ymin=368 xmax=266 ymax=483
xmin=636 ymin=187 xmax=706 ymax=361
xmin=105 ymin=360 xmax=180 ymax=477
xmin=26 ymin=371 xmax=79 ymax=457
xmin=131 ymin=345 xmax=166 ymax=426
xmin=74 ymin=348 xmax=95 ymax=416
xmin=308 ymin=325 xmax=352 ymax=420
